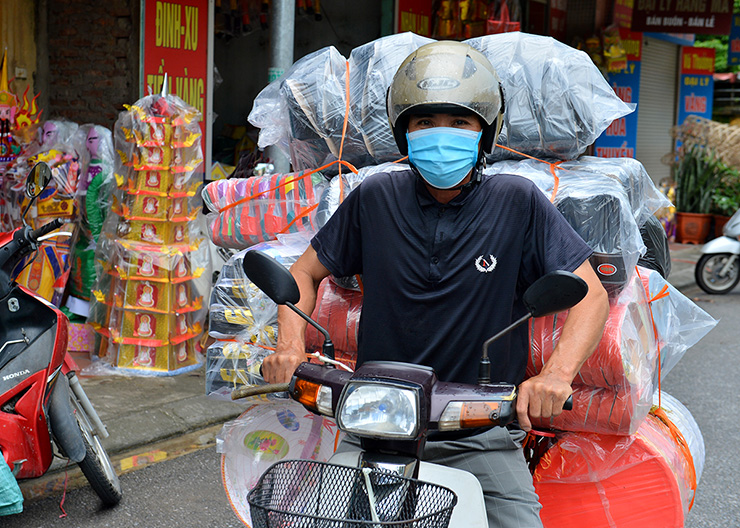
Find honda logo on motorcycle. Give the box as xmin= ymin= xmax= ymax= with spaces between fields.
xmin=3 ymin=369 xmax=30 ymax=382
xmin=597 ymin=263 xmax=618 ymax=276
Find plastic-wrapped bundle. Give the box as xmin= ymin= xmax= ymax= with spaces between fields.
xmin=208 ymin=242 xmax=303 ymax=342
xmin=202 ymin=171 xmax=328 ymax=249
xmin=348 ymin=33 xmax=435 ymax=163
xmin=305 ymin=277 xmax=362 ymax=370
xmin=205 ymin=341 xmax=271 ymax=399
xmin=208 ymin=237 xmax=308 ymax=339
xmin=636 ymin=266 xmax=717 ymax=381
xmin=218 ymin=399 xmax=343 ymax=524
xmin=528 ymin=273 xmax=658 ymax=435
xmin=205 ymin=236 xmax=310 ymax=397
xmin=88 ymin=92 xmax=210 ymax=375
xmin=559 ymin=156 xmax=671 ymax=228
xmin=249 ymin=46 xmax=371 ymax=174
xmin=533 ymin=392 xmax=704 ymax=528
xmin=467 ymin=32 xmax=633 ymax=161
xmin=486 ymin=158 xmax=645 ymax=295
xmin=638 ymin=215 xmax=671 ymax=279
xmin=67 ymin=124 xmax=117 ymax=313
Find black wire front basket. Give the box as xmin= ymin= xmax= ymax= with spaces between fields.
xmin=247 ymin=460 xmax=458 ymax=528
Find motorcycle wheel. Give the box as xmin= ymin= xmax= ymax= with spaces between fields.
xmin=70 ymin=392 xmax=123 ymax=506
xmin=695 ymin=253 xmax=740 ymax=294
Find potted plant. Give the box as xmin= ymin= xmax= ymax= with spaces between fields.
xmin=673 ymin=145 xmax=728 ymax=244
xmin=711 ymin=167 xmax=740 ymax=237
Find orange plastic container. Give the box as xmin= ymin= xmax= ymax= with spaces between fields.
xmin=534 ymin=411 xmax=695 ymax=528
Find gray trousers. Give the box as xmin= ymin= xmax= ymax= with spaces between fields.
xmin=338 ymin=427 xmax=543 ymax=528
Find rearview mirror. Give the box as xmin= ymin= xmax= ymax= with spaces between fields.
xmin=478 ymin=270 xmax=588 ymax=384
xmin=26 ymin=162 xmax=52 ymax=199
xmin=522 ymin=270 xmax=589 ymax=318
xmin=242 ymin=250 xmax=300 ymax=306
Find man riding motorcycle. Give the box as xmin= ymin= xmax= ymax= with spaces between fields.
xmin=262 ymin=41 xmax=609 ymax=527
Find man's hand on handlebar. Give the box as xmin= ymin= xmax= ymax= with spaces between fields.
xmin=516 ymin=372 xmax=573 ymax=432
xmin=261 ymin=345 xmax=305 ymax=384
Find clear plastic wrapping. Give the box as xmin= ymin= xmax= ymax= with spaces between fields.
xmin=467 ymin=33 xmax=634 ymax=161
xmin=558 ymin=156 xmax=672 ymax=228
xmin=533 ymin=392 xmax=703 ymax=528
xmin=637 ymin=266 xmax=718 ymax=381
xmin=202 ymin=171 xmax=328 ymax=249
xmin=67 ymin=124 xmax=117 ymax=308
xmin=528 ymin=273 xmax=657 ymax=435
xmin=486 ymin=158 xmax=646 ymax=295
xmin=249 ymin=32 xmax=632 ymax=170
xmin=205 ymin=236 xmax=310 ymax=399
xmin=12 ymin=120 xmax=84 ymax=305
xmin=348 ymin=33 xmax=436 ymax=163
xmin=218 ymin=399 xmax=344 ymax=525
xmin=88 ymin=93 xmax=210 ymax=375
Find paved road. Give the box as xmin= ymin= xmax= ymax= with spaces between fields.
xmin=3 ymin=446 xmax=241 ymax=528
xmin=661 ymin=284 xmax=739 ymax=528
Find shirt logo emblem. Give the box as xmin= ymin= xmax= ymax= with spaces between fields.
xmin=475 ymin=255 xmax=498 ymax=273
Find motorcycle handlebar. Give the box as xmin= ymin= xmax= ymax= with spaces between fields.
xmin=30 ymin=218 xmax=64 ymax=242
xmin=231 ymin=383 xmax=290 ymax=400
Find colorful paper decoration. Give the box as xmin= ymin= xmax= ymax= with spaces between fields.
xmin=89 ymin=84 xmax=209 ymax=375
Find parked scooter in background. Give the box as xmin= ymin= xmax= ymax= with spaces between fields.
xmin=695 ymin=209 xmax=740 ymax=294
xmin=0 ymin=163 xmax=122 ymax=508
xmin=231 ymin=250 xmax=582 ymax=528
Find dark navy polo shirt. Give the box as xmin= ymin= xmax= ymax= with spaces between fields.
xmin=311 ymin=169 xmax=592 ymax=385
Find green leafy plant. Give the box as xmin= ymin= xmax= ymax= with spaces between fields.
xmin=712 ymin=168 xmax=740 ymax=216
xmin=674 ymin=145 xmax=731 ymax=214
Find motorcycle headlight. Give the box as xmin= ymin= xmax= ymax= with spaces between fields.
xmin=336 ymin=381 xmax=421 ymax=439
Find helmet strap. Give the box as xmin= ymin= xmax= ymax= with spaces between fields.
xmin=410 ymin=161 xmax=484 ymax=193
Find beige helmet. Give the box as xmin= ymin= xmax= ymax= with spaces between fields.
xmin=387 ymin=40 xmax=505 ymax=157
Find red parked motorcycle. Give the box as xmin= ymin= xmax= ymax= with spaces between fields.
xmin=0 ymin=162 xmax=121 ymax=506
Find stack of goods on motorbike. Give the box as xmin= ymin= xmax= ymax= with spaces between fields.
xmin=87 ymin=89 xmax=211 ymax=375
xmin=204 ymin=32 xmax=717 ymax=527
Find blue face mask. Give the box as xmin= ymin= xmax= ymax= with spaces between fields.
xmin=406 ymin=127 xmax=482 ymax=190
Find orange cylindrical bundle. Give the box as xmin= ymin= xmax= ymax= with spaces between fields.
xmin=305 ymin=277 xmax=362 ymax=369
xmin=528 ymin=272 xmax=657 ymax=389
xmin=527 ymin=273 xmax=659 ymax=435
xmin=533 ymin=402 xmax=700 ymax=528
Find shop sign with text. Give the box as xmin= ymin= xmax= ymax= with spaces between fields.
xmin=677 ymin=46 xmax=714 ymax=127
xmin=729 ymin=13 xmax=740 ymax=66
xmin=141 ymin=0 xmax=210 ymax=143
xmin=594 ymin=29 xmax=642 ymax=159
xmin=631 ymin=0 xmax=733 ymax=35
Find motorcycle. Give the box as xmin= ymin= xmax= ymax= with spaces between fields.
xmin=695 ymin=208 xmax=740 ymax=294
xmin=0 ymin=163 xmax=122 ymax=506
xmin=230 ymin=249 xmax=584 ymax=528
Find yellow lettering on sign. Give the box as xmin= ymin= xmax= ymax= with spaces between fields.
xmin=155 ymin=1 xmax=185 ymax=49
xmin=676 ymin=0 xmax=706 ymax=11
xmin=184 ymin=6 xmax=199 ymax=51
xmin=692 ymin=54 xmax=714 ymax=71
xmin=711 ymin=0 xmax=730 ymax=12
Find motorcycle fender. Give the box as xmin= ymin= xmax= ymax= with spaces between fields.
xmin=417 ymin=461 xmax=488 ymax=528
xmin=701 ymin=236 xmax=740 ymax=255
xmin=48 ymin=374 xmax=86 ymax=463
xmin=328 ymin=451 xmax=488 ymax=528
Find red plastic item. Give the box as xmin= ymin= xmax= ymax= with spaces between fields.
xmin=305 ymin=277 xmax=361 ymax=369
